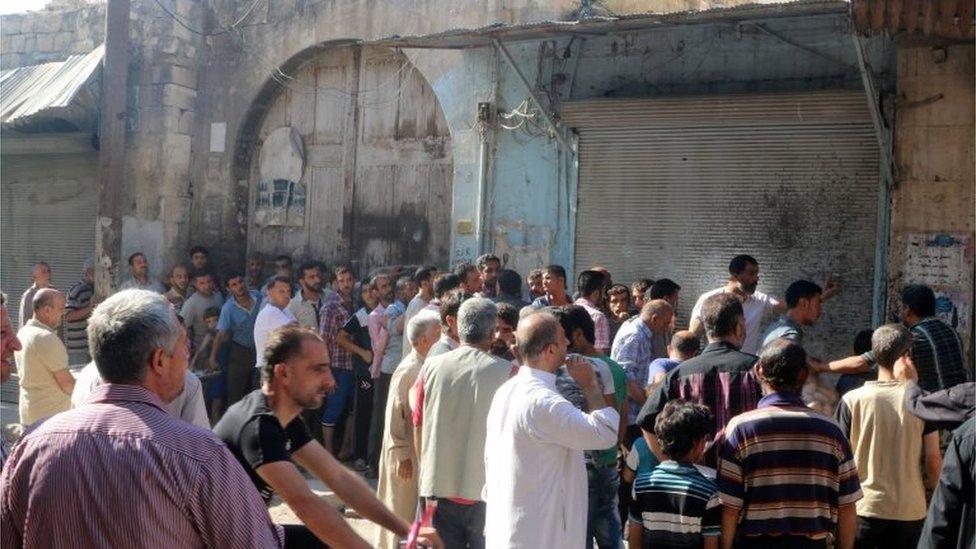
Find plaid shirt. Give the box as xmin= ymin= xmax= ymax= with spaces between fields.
xmin=319 ymin=292 xmax=352 ymax=370
xmin=574 ymin=297 xmax=611 ymax=351
xmin=611 ymin=318 xmax=666 ymax=424
xmin=911 ymin=318 xmax=969 ymax=392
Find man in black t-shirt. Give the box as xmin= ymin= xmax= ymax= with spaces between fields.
xmin=215 ymin=325 xmax=440 ymax=548
xmin=337 ymin=281 xmax=378 ymax=470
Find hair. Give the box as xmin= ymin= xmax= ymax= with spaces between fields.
xmin=670 ymin=331 xmax=700 ymax=357
xmin=169 ymin=263 xmax=189 ymax=278
xmin=701 ymin=293 xmax=744 ymax=340
xmin=551 ymin=305 xmax=596 ymax=346
xmin=653 ymin=400 xmax=714 ymax=460
xmin=268 ymin=274 xmax=293 ymax=290
xmin=189 ymin=246 xmax=209 ymax=258
xmin=406 ymin=310 xmax=442 ymax=346
xmin=477 ymin=253 xmax=501 ymax=269
xmin=32 ymin=289 xmax=60 ymax=312
xmin=0 ymin=292 xmax=6 ymax=305
xmin=432 ymin=272 xmax=462 ymax=299
xmin=641 ymin=299 xmax=674 ymax=321
xmin=192 ymin=270 xmax=213 ymax=282
xmin=274 ymin=255 xmax=293 ymax=266
xmin=785 ymin=280 xmax=823 ymax=308
xmin=496 ymin=302 xmax=520 ymax=329
xmin=204 ymin=307 xmax=221 ymax=319
xmin=34 ymin=261 xmax=51 ymax=271
xmin=496 ymin=269 xmax=522 ymax=297
xmin=262 ymin=326 xmax=322 ymax=383
xmin=527 ymin=268 xmax=543 ymax=281
xmin=88 ymin=289 xmax=182 ymax=384
xmin=871 ymin=323 xmax=913 ymax=369
xmin=127 ymin=252 xmax=146 ymax=266
xmin=453 ymin=261 xmax=478 ymax=279
xmin=649 ymin=278 xmax=681 ymax=300
xmin=902 ymin=283 xmax=936 ymax=318
xmin=394 ymin=274 xmax=414 ymax=295
xmin=607 ymin=283 xmax=629 ymax=299
xmin=729 ymin=254 xmax=758 ymax=276
xmin=457 ymin=297 xmax=497 ymax=344
xmin=369 ymin=273 xmax=390 ymax=288
xmin=757 ymin=338 xmax=807 ymax=390
xmin=297 ymin=261 xmax=320 ymax=280
xmin=576 ymin=270 xmax=607 ymax=298
xmin=334 ymin=265 xmax=354 ymax=278
xmin=413 ymin=266 xmax=437 ymax=285
xmin=224 ymin=271 xmax=244 ymax=285
xmin=545 ymin=264 xmax=567 ymax=286
xmin=247 ymin=251 xmax=264 ymax=261
xmin=517 ymin=311 xmax=561 ymax=360
xmin=631 ymin=278 xmax=654 ymax=295
xmin=438 ymin=289 xmax=466 ymax=327
xmin=853 ymin=329 xmax=873 ymax=355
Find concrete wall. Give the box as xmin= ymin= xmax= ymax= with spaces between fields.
xmin=889 ymin=43 xmax=975 ymax=352
xmin=0 ymin=2 xmax=105 ymax=69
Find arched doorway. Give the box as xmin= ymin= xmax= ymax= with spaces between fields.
xmin=242 ymin=45 xmax=452 ymax=274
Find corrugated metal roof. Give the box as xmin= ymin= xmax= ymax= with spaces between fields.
xmin=369 ymin=0 xmax=849 ymax=48
xmin=0 ymin=44 xmax=104 ymax=130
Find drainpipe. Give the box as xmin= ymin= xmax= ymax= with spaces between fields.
xmin=476 ymin=102 xmax=492 ymax=255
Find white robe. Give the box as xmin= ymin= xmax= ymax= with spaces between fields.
xmin=483 ymin=366 xmax=619 ymax=548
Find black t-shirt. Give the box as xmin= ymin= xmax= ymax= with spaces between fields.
xmin=341 ymin=308 xmax=373 ymax=372
xmin=213 ymin=389 xmax=312 ymax=504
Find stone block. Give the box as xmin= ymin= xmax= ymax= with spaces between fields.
xmin=53 ymin=31 xmax=73 ymax=51
xmin=20 ymin=15 xmax=36 ymax=33
xmin=9 ymin=34 xmax=25 ymax=52
xmin=150 ymin=63 xmax=198 ymax=89
xmin=35 ymin=33 xmax=54 ymax=52
xmin=35 ymin=13 xmax=61 ymax=34
xmin=159 ymin=83 xmax=198 ymax=110
xmin=3 ymin=15 xmax=23 ymax=35
xmin=159 ymin=36 xmax=181 ymax=55
xmin=0 ymin=35 xmax=11 ymax=52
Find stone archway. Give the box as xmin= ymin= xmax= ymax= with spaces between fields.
xmin=234 ymin=44 xmax=453 ymax=274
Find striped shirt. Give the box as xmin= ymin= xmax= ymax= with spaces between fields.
xmin=630 ymin=461 xmax=720 ymax=548
xmin=574 ymin=297 xmax=611 ymax=351
xmin=717 ymin=392 xmax=862 ymax=540
xmin=64 ymin=279 xmax=93 ymax=357
xmin=0 ymin=384 xmax=283 ymax=548
xmin=910 ymin=318 xmax=969 ymax=392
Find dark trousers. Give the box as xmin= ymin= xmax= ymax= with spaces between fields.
xmin=225 ymin=343 xmax=256 ymax=410
xmin=352 ymin=364 xmax=374 ymax=462
xmin=281 ymin=524 xmax=328 ymax=548
xmin=856 ymin=516 xmax=924 ymax=549
xmin=367 ymin=372 xmax=393 ymax=470
xmin=587 ymin=465 xmax=623 ymax=549
xmin=618 ymin=424 xmax=643 ymax=535
xmin=431 ymin=499 xmax=486 ymax=549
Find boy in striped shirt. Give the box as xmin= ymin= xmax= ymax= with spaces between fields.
xmin=629 ymin=400 xmax=721 ymax=549
xmin=717 ymin=339 xmax=862 ymax=549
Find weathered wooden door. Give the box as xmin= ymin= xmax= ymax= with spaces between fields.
xmin=247 ymin=45 xmax=452 ymax=274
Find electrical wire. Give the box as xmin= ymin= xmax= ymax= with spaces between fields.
xmin=151 ymin=0 xmax=263 ymax=37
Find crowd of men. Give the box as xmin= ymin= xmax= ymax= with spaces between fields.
xmin=1 ymin=248 xmax=973 ymax=549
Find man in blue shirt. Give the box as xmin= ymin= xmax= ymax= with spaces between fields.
xmin=211 ymin=272 xmax=262 ymax=412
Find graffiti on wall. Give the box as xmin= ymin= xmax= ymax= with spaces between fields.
xmin=902 ymin=233 xmax=974 ymax=339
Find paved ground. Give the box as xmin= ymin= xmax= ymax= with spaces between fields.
xmin=268 ymin=475 xmax=382 ymax=543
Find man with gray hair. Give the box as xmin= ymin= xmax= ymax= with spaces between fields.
xmin=376 ymin=310 xmax=443 ymax=549
xmin=14 ymin=288 xmax=73 ymax=426
xmin=484 ymin=311 xmax=619 ymax=548
xmin=413 ymin=297 xmax=515 ymax=548
xmin=1 ymin=289 xmax=283 ymax=547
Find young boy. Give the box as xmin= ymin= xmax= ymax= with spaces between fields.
xmin=629 ymin=400 xmax=719 ymax=549
xmin=646 ymin=330 xmax=701 ymax=392
xmin=835 ymin=324 xmax=942 ymax=548
xmin=190 ymin=307 xmax=223 ymax=421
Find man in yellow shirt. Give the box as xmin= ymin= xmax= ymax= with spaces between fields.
xmin=15 ymin=288 xmax=74 ymax=426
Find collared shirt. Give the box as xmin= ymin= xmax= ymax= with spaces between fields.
xmin=574 ymin=297 xmax=611 ymax=351
xmin=367 ymin=304 xmax=388 ymax=374
xmin=553 ymin=357 xmax=615 ymax=466
xmin=484 ymin=366 xmax=619 ymax=548
xmin=14 ymin=318 xmax=70 ymax=426
xmin=118 ymin=276 xmax=166 ymax=294
xmin=164 ymin=287 xmax=188 ymax=311
xmin=253 ymin=304 xmax=296 ymax=368
xmin=910 ymin=317 xmax=969 ymax=392
xmin=287 ymin=291 xmax=324 ymax=331
xmin=64 ymin=279 xmax=94 ymax=360
xmin=217 ymin=291 xmax=261 ymax=349
xmin=630 ymin=461 xmax=721 ymax=546
xmin=691 ymin=287 xmax=778 ymax=355
xmin=761 ymin=314 xmax=804 ymax=349
xmin=611 ymin=317 xmax=665 ymax=424
xmin=319 ymin=292 xmax=352 ymax=371
xmin=0 ymin=384 xmax=283 ymax=548
xmin=180 ymin=291 xmax=225 ymax=353
xmin=717 ymin=392 xmax=862 ymax=540
xmin=381 ymin=301 xmax=406 ymax=374
xmin=402 ymin=294 xmax=428 ymax=354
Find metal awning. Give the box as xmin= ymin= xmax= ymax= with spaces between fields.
xmin=369 ymin=0 xmax=849 ymax=49
xmin=0 ymin=44 xmax=104 ymax=131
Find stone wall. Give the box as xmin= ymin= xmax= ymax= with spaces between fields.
xmin=889 ymin=43 xmax=975 ymax=355
xmin=0 ymin=2 xmax=105 ymax=69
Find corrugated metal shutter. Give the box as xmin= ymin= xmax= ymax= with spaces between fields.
xmin=564 ymin=90 xmax=880 ymax=357
xmin=1 ymin=153 xmax=98 ymax=331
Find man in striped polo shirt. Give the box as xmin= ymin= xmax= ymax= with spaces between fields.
xmin=717 ymin=339 xmax=862 ymax=549
xmin=64 ymin=259 xmax=95 ymax=366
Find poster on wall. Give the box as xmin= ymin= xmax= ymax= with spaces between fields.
xmin=902 ymin=233 xmax=974 ymax=345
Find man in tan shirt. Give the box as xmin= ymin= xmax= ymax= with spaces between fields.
xmin=15 ymin=288 xmax=74 ymax=426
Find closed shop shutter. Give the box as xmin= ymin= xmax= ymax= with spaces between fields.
xmin=1 ymin=153 xmax=98 ymax=331
xmin=564 ymin=90 xmax=880 ymax=357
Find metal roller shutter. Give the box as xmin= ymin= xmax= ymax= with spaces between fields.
xmin=564 ymin=90 xmax=880 ymax=358
xmin=1 ymin=153 xmax=98 ymax=330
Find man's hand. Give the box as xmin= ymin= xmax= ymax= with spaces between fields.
xmin=822 ymin=274 xmax=839 ymax=300
xmin=397 ymin=458 xmax=413 ymax=480
xmin=207 ymin=358 xmax=220 ymax=373
xmin=566 ymin=354 xmax=597 ymax=390
xmin=417 ymin=527 xmax=443 ymax=549
xmin=360 ymin=349 xmax=373 ymax=364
